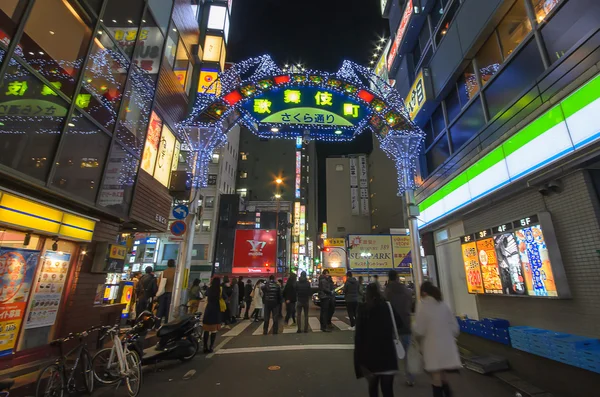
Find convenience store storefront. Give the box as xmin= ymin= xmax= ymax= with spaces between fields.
xmin=0 ymin=189 xmax=96 ymax=359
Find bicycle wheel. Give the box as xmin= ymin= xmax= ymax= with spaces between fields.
xmin=92 ymin=348 xmax=120 ymax=385
xmin=35 ymin=364 xmax=64 ymax=397
xmin=81 ymin=349 xmax=94 ymax=394
xmin=124 ymin=350 xmax=142 ymax=397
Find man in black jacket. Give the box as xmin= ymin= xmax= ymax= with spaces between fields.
xmin=237 ymin=276 xmax=245 ymax=318
xmin=136 ymin=266 xmax=157 ymax=316
xmin=318 ymin=270 xmax=332 ymax=332
xmin=243 ymin=279 xmax=253 ymax=319
xmin=296 ymin=271 xmax=311 ymax=333
xmin=343 ymin=271 xmax=359 ymax=329
xmin=262 ymin=275 xmax=282 ymax=335
xmin=282 ymin=273 xmax=297 ymax=326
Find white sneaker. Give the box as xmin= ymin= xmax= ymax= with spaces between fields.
xmin=348 ymin=326 xmax=356 ymax=331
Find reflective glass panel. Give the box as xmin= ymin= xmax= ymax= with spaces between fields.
xmin=426 ymin=134 xmax=450 ymax=173
xmin=0 ymin=0 xmax=28 ymax=46
xmin=98 ymin=143 xmax=139 ymax=214
xmin=532 ymin=0 xmax=562 ymax=23
xmin=497 ymin=0 xmax=532 ymax=59
xmin=132 ymin=11 xmax=165 ymax=80
xmin=103 ymin=0 xmax=146 ymax=59
xmin=476 ymin=34 xmax=503 ymax=85
xmin=457 ymin=63 xmax=478 ymax=107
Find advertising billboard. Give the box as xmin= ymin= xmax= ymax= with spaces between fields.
xmin=154 ymin=124 xmax=177 ymax=187
xmin=460 ymin=236 xmax=484 ymax=294
xmin=348 ymin=235 xmax=413 ymax=274
xmin=232 ymin=229 xmax=277 ymax=273
xmin=141 ymin=111 xmax=162 ymax=174
xmin=387 ymin=0 xmax=413 ymax=71
xmin=198 ymin=69 xmax=221 ymax=95
xmin=203 ymin=35 xmax=223 ymax=63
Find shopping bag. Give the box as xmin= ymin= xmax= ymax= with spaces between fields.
xmin=156 ymin=276 xmax=167 ymax=297
xmin=407 ymin=338 xmax=424 ymax=375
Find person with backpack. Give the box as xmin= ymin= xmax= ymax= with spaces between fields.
xmin=262 ymin=275 xmax=282 ymax=335
xmin=188 ymin=278 xmax=203 ymax=314
xmin=243 ymin=279 xmax=253 ymax=319
xmin=136 ymin=266 xmax=157 ymax=316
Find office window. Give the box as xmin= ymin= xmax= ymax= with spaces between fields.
xmin=0 ymin=58 xmax=66 ymax=181
xmin=541 ymin=0 xmax=600 ymax=64
xmin=0 ymin=0 xmax=28 ymax=44
xmin=211 ymin=153 xmax=220 ymax=163
xmin=19 ymin=0 xmax=92 ymax=98
xmin=98 ymin=144 xmax=139 ymax=215
xmin=497 ymin=0 xmax=532 ymax=59
xmin=102 ymin=0 xmax=146 ymax=59
xmin=449 ymin=99 xmax=485 ymax=151
xmin=476 ymin=34 xmax=503 ymax=85
xmin=445 ymin=85 xmax=461 ymax=123
xmin=435 ymin=0 xmax=460 ymax=45
xmin=51 ymin=111 xmax=111 ymax=202
xmin=423 ymin=121 xmax=435 ymax=149
xmin=205 ymin=196 xmax=215 ymax=208
xmin=241 ymin=152 xmax=248 ymax=160
xmin=431 ymin=106 xmax=446 ymax=136
xmin=162 ymin=244 xmax=179 ymax=261
xmin=164 ymin=24 xmax=179 ymax=68
xmin=192 ymin=244 xmax=208 ymax=260
xmin=237 ymin=188 xmax=247 ymax=198
xmin=425 ymin=135 xmax=450 ymax=173
xmin=532 ymin=0 xmax=563 ymax=23
xmin=457 ymin=63 xmax=478 ymax=106
xmin=201 ymin=220 xmax=212 ymax=232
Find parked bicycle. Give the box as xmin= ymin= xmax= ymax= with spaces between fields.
xmin=92 ymin=321 xmax=146 ymax=397
xmin=35 ymin=327 xmax=100 ymax=397
xmin=0 ymin=379 xmax=14 ymax=397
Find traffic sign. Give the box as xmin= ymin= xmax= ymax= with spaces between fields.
xmin=170 ymin=220 xmax=187 ymax=236
xmin=172 ymin=204 xmax=189 ymax=220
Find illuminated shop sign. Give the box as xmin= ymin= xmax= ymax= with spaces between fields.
xmin=404 ymin=69 xmax=431 ymax=120
xmin=207 ymin=5 xmax=227 ymax=30
xmin=460 ymin=213 xmax=571 ymax=298
xmin=295 ymin=151 xmax=301 ymax=198
xmin=294 ymin=202 xmax=301 ymax=236
xmin=387 ymin=0 xmax=413 ymax=72
xmin=107 ymin=27 xmax=163 ymax=74
xmin=198 ymin=69 xmax=221 ymax=95
xmin=203 ymin=35 xmax=224 ymax=63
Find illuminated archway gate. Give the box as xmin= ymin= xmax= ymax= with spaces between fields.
xmin=172 ymin=55 xmax=424 ymax=314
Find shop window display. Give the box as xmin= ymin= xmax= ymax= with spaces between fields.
xmin=0 ymin=58 xmax=67 ymax=182
xmin=102 ymin=0 xmax=146 ymax=59
xmin=131 ymin=11 xmax=165 ymax=81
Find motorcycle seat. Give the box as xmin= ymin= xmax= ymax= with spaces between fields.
xmin=0 ymin=379 xmax=14 ymax=390
xmin=157 ymin=316 xmax=194 ymax=337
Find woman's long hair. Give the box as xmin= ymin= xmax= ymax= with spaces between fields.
xmin=208 ymin=277 xmax=221 ymax=300
xmin=421 ymin=281 xmax=442 ymax=301
xmin=365 ymin=282 xmax=384 ymax=309
xmin=286 ymin=273 xmax=297 ymax=286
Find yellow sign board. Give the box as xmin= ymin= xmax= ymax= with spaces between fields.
xmin=348 ymin=235 xmax=393 ymax=270
xmin=327 ymin=268 xmax=347 ymax=276
xmin=405 ymin=69 xmax=426 ymax=120
xmin=109 ymin=244 xmax=127 ymax=260
xmin=198 ymin=70 xmax=221 ymax=95
xmin=324 ymin=238 xmax=345 ymax=247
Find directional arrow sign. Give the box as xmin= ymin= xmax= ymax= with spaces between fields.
xmin=170 ymin=220 xmax=187 ymax=236
xmin=172 ymin=204 xmax=190 ymax=220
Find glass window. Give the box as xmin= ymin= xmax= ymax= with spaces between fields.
xmin=476 ymin=33 xmax=503 ymax=85
xmin=425 ymin=135 xmax=450 ymax=174
xmin=18 ymin=0 xmax=92 ymax=98
xmin=241 ymin=152 xmax=248 ymax=160
xmin=192 ymin=244 xmax=208 ymax=260
xmin=174 ymin=39 xmax=192 ymax=92
xmin=115 ymin=68 xmax=156 ymax=157
xmin=211 ymin=153 xmax=220 ymax=163
xmin=237 ymin=188 xmax=247 ymax=197
xmin=423 ymin=120 xmax=435 ymax=149
xmin=240 ymin=171 xmax=247 ymax=179
xmin=449 ymin=99 xmax=485 ymax=151
xmin=412 ymin=43 xmax=422 ymax=66
xmin=457 ymin=63 xmax=478 ymax=107
xmin=82 ymin=0 xmax=103 ymax=15
xmin=201 ymin=220 xmax=211 ymax=232
xmin=419 ymin=22 xmax=431 ymax=51
xmin=51 ymin=111 xmax=111 ymax=202
xmin=133 ymin=12 xmax=165 ymax=79
xmin=421 ymin=45 xmax=433 ymax=68
xmin=0 ymin=0 xmax=28 ymax=45
xmin=445 ymin=85 xmax=461 ymax=122
xmin=435 ymin=0 xmax=460 ymax=45
xmin=103 ymin=0 xmax=146 ymax=59
xmin=164 ymin=24 xmax=178 ymax=68
xmin=532 ymin=0 xmax=563 ymax=23
xmin=98 ymin=143 xmax=139 ymax=214
xmin=80 ymin=30 xmax=129 ymax=130
xmin=541 ymin=0 xmax=600 ymax=64
xmin=205 ymin=196 xmax=215 ymax=208
xmin=484 ymin=39 xmax=544 ymax=118
xmin=162 ymin=244 xmax=179 ymax=261
xmin=147 ymin=0 xmax=173 ymax=35
xmin=430 ymin=0 xmax=445 ymax=30
xmin=431 ymin=105 xmax=446 ymax=136
xmin=497 ymin=0 xmax=532 ymax=59
xmin=0 ymin=58 xmax=67 ymax=181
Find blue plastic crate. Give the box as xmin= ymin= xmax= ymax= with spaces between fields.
xmin=551 ymin=335 xmax=600 ymax=351
xmin=576 ymin=360 xmax=600 ymax=374
xmin=483 ymin=318 xmax=510 ymax=329
xmin=535 ymin=331 xmax=571 ymax=345
xmin=576 ymin=348 xmax=600 ymax=366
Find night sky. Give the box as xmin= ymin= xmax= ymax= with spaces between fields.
xmin=227 ymin=0 xmax=389 ymax=224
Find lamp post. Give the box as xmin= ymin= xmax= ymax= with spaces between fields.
xmin=360 ymin=252 xmax=372 ymax=281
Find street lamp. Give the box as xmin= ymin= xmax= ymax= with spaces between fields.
xmin=360 ymin=252 xmax=372 ymax=281
xmin=275 ymin=178 xmax=283 ymax=185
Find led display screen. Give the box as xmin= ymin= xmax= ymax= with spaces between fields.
xmin=207 ymin=5 xmax=227 ymax=30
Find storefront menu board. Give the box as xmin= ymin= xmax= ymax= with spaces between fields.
xmin=0 ymin=248 xmax=40 ymax=356
xmin=460 ymin=213 xmax=570 ymax=298
xmin=25 ymin=251 xmax=71 ymax=329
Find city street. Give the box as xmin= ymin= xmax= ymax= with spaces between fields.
xmin=90 ymin=307 xmax=516 ymax=397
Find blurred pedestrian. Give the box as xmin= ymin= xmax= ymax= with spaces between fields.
xmin=384 ymin=270 xmax=415 ymax=386
xmin=230 ymin=277 xmax=239 ymax=324
xmin=263 ymin=275 xmax=282 ymax=334
xmin=296 ymin=271 xmax=311 ymax=333
xmin=188 ymin=278 xmax=202 ymax=314
xmin=344 ymin=271 xmax=359 ymax=330
xmin=283 ymin=273 xmax=297 ymax=326
xmin=318 ymin=270 xmax=332 ymax=332
xmin=202 ymin=277 xmax=223 ymax=353
xmin=222 ymin=276 xmax=233 ymax=327
xmin=413 ymin=282 xmax=461 ymax=397
xmin=358 ymin=276 xmax=366 ymax=303
xmin=327 ymin=273 xmax=335 ymax=328
xmin=354 ymin=283 xmax=398 ymax=397
xmin=155 ymin=259 xmax=176 ymax=327
xmin=237 ymin=276 xmax=245 ymax=318
xmin=243 ymin=279 xmax=253 ymax=319
xmin=136 ymin=266 xmax=157 ymax=316
xmin=250 ymin=280 xmax=264 ymax=321
xmin=130 ymin=272 xmax=142 ymax=321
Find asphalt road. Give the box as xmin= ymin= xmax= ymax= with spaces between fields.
xmin=89 ymin=306 xmax=518 ymax=397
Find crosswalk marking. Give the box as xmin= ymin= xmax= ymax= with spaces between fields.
xmin=308 ymin=317 xmax=322 ymax=333
xmin=252 ymin=320 xmax=273 ymax=335
xmin=283 ymin=325 xmax=298 ymax=334
xmin=332 ymin=320 xmax=350 ymax=331
xmin=222 ymin=320 xmax=253 ymax=337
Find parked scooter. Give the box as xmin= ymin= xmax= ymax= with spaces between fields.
xmin=129 ymin=312 xmax=200 ymax=365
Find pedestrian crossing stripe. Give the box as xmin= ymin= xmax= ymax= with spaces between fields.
xmin=308 ymin=317 xmax=322 ymax=333
xmin=219 ymin=317 xmax=352 ymax=337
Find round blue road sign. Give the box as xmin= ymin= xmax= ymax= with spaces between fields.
xmin=172 ymin=204 xmax=190 ymax=220
xmin=170 ymin=220 xmax=187 ymax=236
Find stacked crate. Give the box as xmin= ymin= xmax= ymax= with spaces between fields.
xmin=457 ymin=317 xmax=511 ymax=345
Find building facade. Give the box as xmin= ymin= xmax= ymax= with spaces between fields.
xmin=381 ymin=0 xmax=600 ymax=393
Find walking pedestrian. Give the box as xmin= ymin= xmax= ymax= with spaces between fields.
xmin=318 ymin=270 xmax=332 ymax=332
xmin=263 ymin=275 xmax=282 ymax=335
xmin=237 ymin=276 xmax=245 ymax=318
xmin=135 ymin=266 xmax=157 ymax=316
xmin=155 ymin=259 xmax=176 ymax=327
xmin=222 ymin=276 xmax=233 ymax=327
xmin=230 ymin=277 xmax=239 ymax=324
xmin=243 ymin=279 xmax=253 ymax=319
xmin=344 ymin=271 xmax=359 ymax=330
xmin=358 ymin=276 xmax=366 ymax=303
xmin=327 ymin=273 xmax=336 ymax=328
xmin=187 ymin=278 xmax=202 ymax=314
xmin=283 ymin=273 xmax=297 ymax=326
xmin=413 ymin=282 xmax=461 ymax=397
xmin=354 ymin=283 xmax=398 ymax=397
xmin=384 ymin=270 xmax=415 ymax=386
xmin=250 ymin=280 xmax=264 ymax=321
xmin=296 ymin=271 xmax=311 ymax=333
xmin=202 ymin=277 xmax=223 ymax=353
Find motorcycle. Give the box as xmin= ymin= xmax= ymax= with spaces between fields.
xmin=129 ymin=311 xmax=201 ymax=365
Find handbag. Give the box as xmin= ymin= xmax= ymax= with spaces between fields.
xmin=156 ymin=276 xmax=167 ymax=297
xmin=407 ymin=338 xmax=424 ymax=374
xmin=386 ymin=302 xmax=406 ymax=360
xmin=219 ymin=287 xmax=227 ymax=312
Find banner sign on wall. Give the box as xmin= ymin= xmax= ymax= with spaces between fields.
xmin=232 ymin=229 xmax=277 ymax=271
xmin=25 ymin=251 xmax=71 ymax=329
xmin=0 ymin=248 xmax=39 ymax=355
xmin=348 ymin=235 xmax=412 ymax=274
xmin=391 ymin=236 xmax=412 ymax=272
xmin=358 ymin=155 xmax=369 ymax=216
xmin=349 ymin=157 xmax=359 ymax=215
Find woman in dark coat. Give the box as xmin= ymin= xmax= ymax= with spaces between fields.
xmin=354 ymin=283 xmax=398 ymax=397
xmin=202 ymin=277 xmax=222 ymax=354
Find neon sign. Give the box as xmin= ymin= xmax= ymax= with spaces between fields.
xmin=387 ymin=0 xmax=413 ymax=71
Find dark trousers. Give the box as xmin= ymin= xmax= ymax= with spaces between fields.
xmin=285 ymin=301 xmax=296 ymax=324
xmin=296 ymin=302 xmax=309 ymax=332
xmin=346 ymin=301 xmax=358 ymax=327
xmin=367 ymin=374 xmax=394 ymax=397
xmin=263 ymin=304 xmax=279 ymax=334
xmin=156 ymin=292 xmax=172 ymax=326
xmin=319 ymin=298 xmax=331 ymax=329
xmin=251 ymin=308 xmax=261 ymax=320
xmin=328 ymin=298 xmax=335 ymax=324
xmin=244 ymin=300 xmax=252 ymax=318
xmin=136 ymin=298 xmax=149 ymax=317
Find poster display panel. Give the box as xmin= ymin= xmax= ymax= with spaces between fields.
xmin=476 ymin=238 xmax=503 ymax=294
xmin=514 ymin=224 xmax=557 ymax=297
xmin=391 ymin=236 xmax=412 ymax=274
xmin=460 ymin=236 xmax=484 ymax=294
xmin=493 ymin=232 xmax=527 ymax=295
